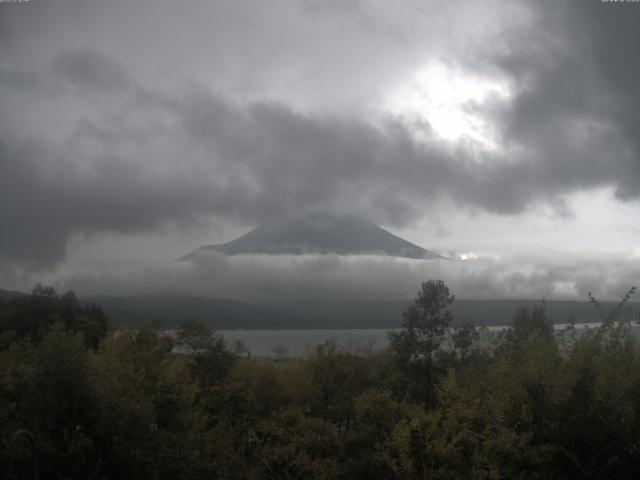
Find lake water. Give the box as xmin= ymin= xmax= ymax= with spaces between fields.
xmin=219 ymin=328 xmax=389 ymax=357
xmin=214 ymin=322 xmax=639 ymax=357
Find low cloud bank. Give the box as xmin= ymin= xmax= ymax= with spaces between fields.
xmin=41 ymin=251 xmax=640 ymax=303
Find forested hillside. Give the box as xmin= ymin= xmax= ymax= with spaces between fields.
xmin=2 ymin=282 xmax=640 ymax=479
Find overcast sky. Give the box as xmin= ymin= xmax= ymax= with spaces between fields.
xmin=1 ymin=0 xmax=640 ymax=300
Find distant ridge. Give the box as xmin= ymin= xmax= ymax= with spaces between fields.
xmin=86 ymin=295 xmax=631 ymax=330
xmin=0 ymin=288 xmax=28 ymax=301
xmin=182 ymin=213 xmax=441 ymax=260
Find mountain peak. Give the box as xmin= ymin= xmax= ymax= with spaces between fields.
xmin=182 ymin=213 xmax=441 ymax=260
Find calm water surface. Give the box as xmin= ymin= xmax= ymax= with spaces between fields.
xmin=213 ymin=323 xmax=639 ymax=357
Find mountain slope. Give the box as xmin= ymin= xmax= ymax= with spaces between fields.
xmin=182 ymin=213 xmax=440 ymax=260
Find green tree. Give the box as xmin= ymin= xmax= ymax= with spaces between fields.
xmin=175 ymin=318 xmax=216 ymax=354
xmin=90 ymin=327 xmax=206 ymax=479
xmin=505 ymin=299 xmax=553 ymax=350
xmin=175 ymin=319 xmax=236 ymax=388
xmin=451 ymin=322 xmax=481 ymax=364
xmin=302 ymin=340 xmax=373 ymax=425
xmin=388 ymin=279 xmax=455 ymax=406
xmin=0 ymin=326 xmax=100 ymax=479
xmin=0 ymin=286 xmax=109 ymax=349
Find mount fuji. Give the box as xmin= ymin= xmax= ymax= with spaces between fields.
xmin=182 ymin=213 xmax=441 ymax=260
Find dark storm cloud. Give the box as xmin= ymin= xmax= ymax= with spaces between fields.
xmin=0 ymin=88 xmax=458 ymax=267
xmin=0 ymin=79 xmax=628 ymax=268
xmin=578 ymin=2 xmax=640 ymax=200
xmin=0 ymin=136 xmax=239 ymax=268
xmin=1 ymin=0 xmax=640 ymax=270
xmin=475 ymin=0 xmax=640 ymax=199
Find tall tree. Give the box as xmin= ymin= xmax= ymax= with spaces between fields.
xmin=175 ymin=319 xmax=215 ymax=355
xmin=176 ymin=319 xmax=236 ymax=387
xmin=389 ymin=280 xmax=455 ymax=406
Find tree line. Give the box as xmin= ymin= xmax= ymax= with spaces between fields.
xmin=1 ymin=281 xmax=639 ymax=479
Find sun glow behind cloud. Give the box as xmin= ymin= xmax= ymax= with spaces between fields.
xmin=382 ymin=61 xmax=510 ymax=148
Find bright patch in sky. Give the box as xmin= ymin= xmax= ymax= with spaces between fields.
xmin=383 ymin=61 xmax=510 ymax=147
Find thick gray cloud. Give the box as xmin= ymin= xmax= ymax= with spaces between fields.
xmin=51 ymin=50 xmax=130 ymax=91
xmin=0 ymin=85 xmax=545 ymax=268
xmin=1 ymin=0 xmax=640 ymax=279
xmin=476 ymin=0 xmax=640 ymax=199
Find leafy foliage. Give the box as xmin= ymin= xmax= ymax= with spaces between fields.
xmin=2 ymin=282 xmax=640 ymax=479
xmin=388 ymin=280 xmax=455 ymax=405
xmin=0 ymin=285 xmax=109 ymax=349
